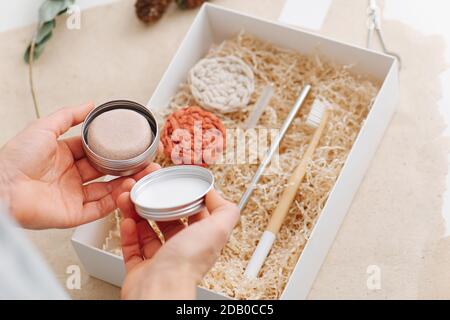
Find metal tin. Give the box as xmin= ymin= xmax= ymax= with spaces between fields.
xmin=130 ymin=166 xmax=215 ymax=222
xmin=81 ymin=100 xmax=160 ymax=176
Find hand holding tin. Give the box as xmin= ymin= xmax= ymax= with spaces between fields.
xmin=118 ymin=189 xmax=240 ymax=300
xmin=0 ymin=102 xmax=157 ymax=229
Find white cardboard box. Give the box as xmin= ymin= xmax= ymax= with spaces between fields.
xmin=72 ymin=3 xmax=399 ymax=300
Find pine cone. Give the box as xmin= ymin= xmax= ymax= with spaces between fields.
xmin=175 ymin=0 xmax=207 ymax=9
xmin=135 ymin=0 xmax=171 ymax=23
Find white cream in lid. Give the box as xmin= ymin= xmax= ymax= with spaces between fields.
xmin=136 ymin=176 xmax=211 ymax=209
xmin=131 ymin=166 xmax=215 ymax=221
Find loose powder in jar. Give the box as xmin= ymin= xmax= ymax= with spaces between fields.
xmin=87 ymin=109 xmax=153 ymax=160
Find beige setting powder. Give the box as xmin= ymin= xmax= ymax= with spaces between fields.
xmin=87 ymin=109 xmax=153 ymax=160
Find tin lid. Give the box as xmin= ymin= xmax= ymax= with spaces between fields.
xmin=130 ymin=166 xmax=214 ymax=221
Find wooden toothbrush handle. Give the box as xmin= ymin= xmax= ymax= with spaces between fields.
xmin=266 ymin=110 xmax=329 ymax=235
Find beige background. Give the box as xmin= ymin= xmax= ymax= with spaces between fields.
xmin=0 ymin=0 xmax=449 ymax=299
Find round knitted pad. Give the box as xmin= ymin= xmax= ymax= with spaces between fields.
xmin=87 ymin=109 xmax=153 ymax=160
xmin=188 ymin=56 xmax=255 ymax=113
xmin=161 ymin=106 xmax=226 ymax=166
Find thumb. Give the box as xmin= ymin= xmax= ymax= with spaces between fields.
xmin=36 ymin=102 xmax=94 ymax=137
xmin=149 ymin=190 xmax=239 ymax=283
xmin=206 ymin=190 xmax=241 ymax=243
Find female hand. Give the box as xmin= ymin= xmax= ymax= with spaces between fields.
xmin=0 ymin=103 xmax=156 ymax=229
xmin=118 ymin=189 xmax=240 ymax=300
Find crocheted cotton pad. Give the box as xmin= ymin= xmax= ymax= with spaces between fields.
xmin=161 ymin=106 xmax=226 ymax=166
xmin=188 ymin=56 xmax=255 ymax=113
xmin=87 ymin=109 xmax=153 ymax=160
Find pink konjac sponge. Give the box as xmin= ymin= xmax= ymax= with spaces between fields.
xmin=87 ymin=109 xmax=153 ymax=160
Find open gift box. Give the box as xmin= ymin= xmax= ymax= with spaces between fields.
xmin=72 ymin=3 xmax=399 ymax=299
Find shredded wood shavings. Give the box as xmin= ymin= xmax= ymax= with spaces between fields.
xmin=102 ymin=32 xmax=380 ymax=299
xmin=102 ymin=210 xmax=123 ymax=257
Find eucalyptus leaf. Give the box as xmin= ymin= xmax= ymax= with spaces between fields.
xmin=35 ymin=20 xmax=55 ymax=44
xmin=24 ymin=32 xmax=53 ymax=63
xmin=24 ymin=0 xmax=76 ymax=63
xmin=36 ymin=29 xmax=53 ymax=47
xmin=39 ymin=0 xmax=75 ymax=23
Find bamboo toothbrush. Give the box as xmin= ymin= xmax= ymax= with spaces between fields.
xmin=244 ymin=99 xmax=330 ymax=279
xmin=238 ymin=85 xmax=311 ymax=211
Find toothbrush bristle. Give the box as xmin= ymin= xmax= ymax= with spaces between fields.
xmin=306 ymin=99 xmax=327 ymax=128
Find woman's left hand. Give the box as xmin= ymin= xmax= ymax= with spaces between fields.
xmin=0 ymin=102 xmax=157 ymax=229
